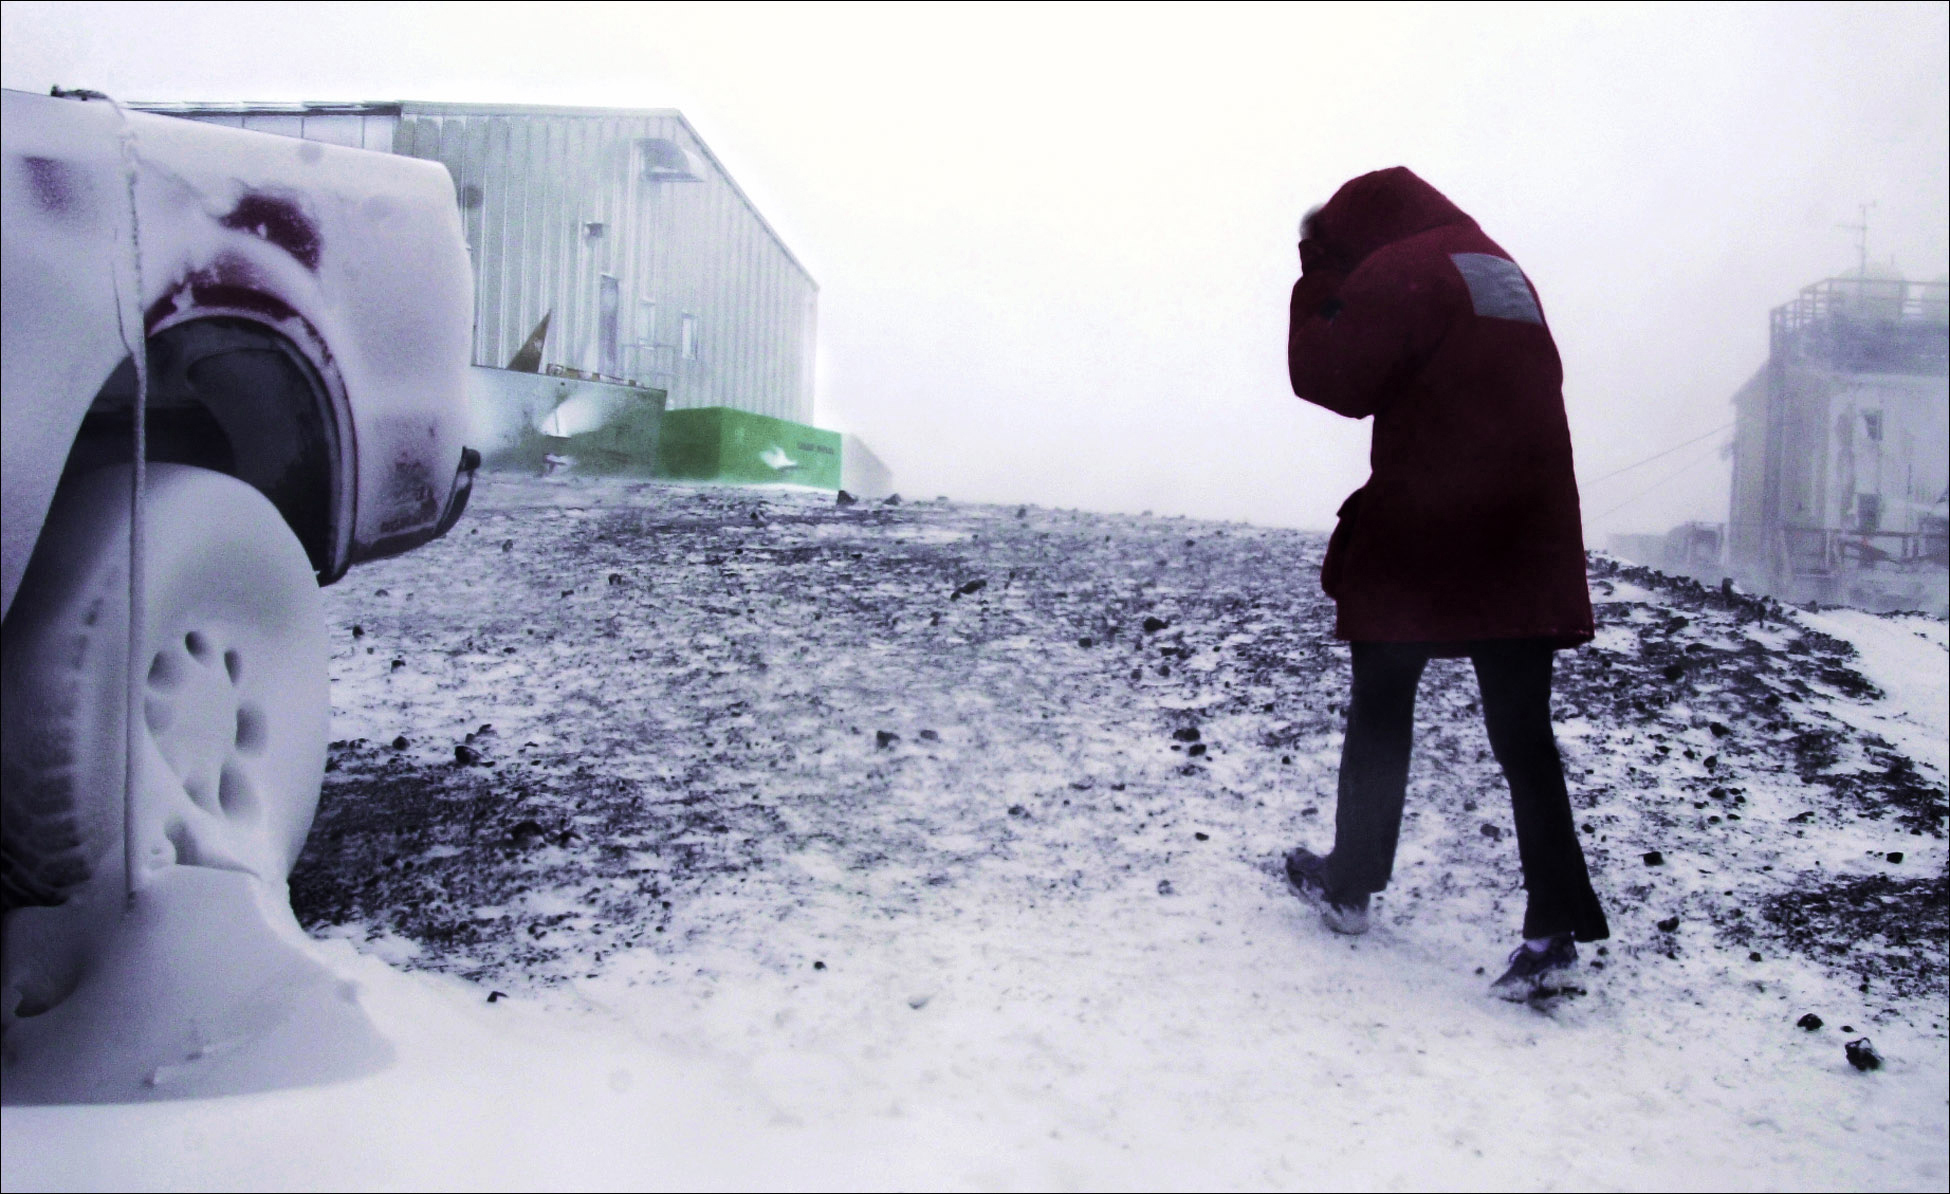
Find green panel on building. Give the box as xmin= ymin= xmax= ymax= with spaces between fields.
xmin=655 ymin=407 xmax=842 ymax=489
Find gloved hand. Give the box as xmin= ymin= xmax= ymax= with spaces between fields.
xmin=1292 ymin=249 xmax=1347 ymax=322
xmin=1299 ymin=236 xmax=1332 ymax=275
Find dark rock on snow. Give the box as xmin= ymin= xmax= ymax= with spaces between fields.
xmin=509 ymin=820 xmax=547 ymax=849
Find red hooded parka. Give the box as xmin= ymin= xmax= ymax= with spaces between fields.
xmin=1289 ymin=167 xmax=1593 ymax=649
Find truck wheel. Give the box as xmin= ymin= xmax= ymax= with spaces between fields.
xmin=1 ymin=464 xmax=329 ymax=908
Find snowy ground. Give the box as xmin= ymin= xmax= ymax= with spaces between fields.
xmin=6 ymin=475 xmax=1946 ymax=1191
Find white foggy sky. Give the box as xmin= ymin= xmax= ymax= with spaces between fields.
xmin=5 ymin=2 xmax=1946 ymax=536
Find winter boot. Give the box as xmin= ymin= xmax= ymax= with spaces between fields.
xmin=1283 ymin=847 xmax=1370 ymax=935
xmin=1489 ymin=933 xmax=1581 ymax=1001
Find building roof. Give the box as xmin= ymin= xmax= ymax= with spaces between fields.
xmin=132 ymin=99 xmax=814 ymax=287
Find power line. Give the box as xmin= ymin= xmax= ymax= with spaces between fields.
xmin=1592 ymin=434 xmax=1728 ymax=522
xmin=1583 ymin=421 xmax=1734 ymax=487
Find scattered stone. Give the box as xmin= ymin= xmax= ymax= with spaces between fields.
xmin=1480 ymin=824 xmax=1501 ymax=840
xmin=454 ymin=744 xmax=481 ymax=766
xmin=1016 ymin=506 xmax=1027 ymax=519
xmin=883 ymin=494 xmax=902 ymax=506
xmin=1657 ymin=915 xmax=1680 ymax=932
xmin=351 ymin=624 xmax=365 ymax=638
xmin=374 ymin=588 xmax=390 ymax=597
xmin=509 ymin=819 xmax=547 ymax=848
xmin=953 ymin=579 xmax=988 ymax=598
xmin=907 ymin=994 xmax=930 ymax=1010
xmin=918 ymin=729 xmax=940 ymax=742
xmin=1142 ymin=616 xmax=1170 ymax=633
xmin=874 ymin=730 xmax=900 ymax=749
xmin=391 ymin=735 xmax=409 ymax=751
xmin=1642 ymin=850 xmax=1664 ymax=866
xmin=1194 ymin=831 xmax=1210 ymax=842
xmin=1187 ymin=744 xmax=1206 ymax=757
xmin=813 ymin=960 xmax=826 ymax=970
xmin=1797 ymin=1013 xmax=1823 ymax=1030
xmin=487 ymin=991 xmax=507 ymax=1003
xmin=607 ymin=573 xmax=624 ymax=586
xmin=836 ymin=490 xmax=858 ymax=506
xmin=1007 ymin=804 xmax=1028 ymax=817
xmin=1845 ymin=1038 xmax=1883 ymax=1072
xmin=1749 ymin=951 xmax=1763 ymax=962
xmin=1464 ymin=799 xmax=1478 ymax=812
xmin=390 ymin=657 xmax=405 ymax=671
xmin=1709 ymin=721 xmax=1731 ymax=738
xmin=1157 ymin=879 xmax=1175 ymax=896
xmin=1886 ymin=851 xmax=1904 ymax=864
xmin=1077 ymin=636 xmax=1095 ymax=648
xmin=1172 ymin=727 xmax=1201 ymax=743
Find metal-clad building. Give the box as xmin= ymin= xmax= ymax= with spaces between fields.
xmin=139 ymin=101 xmax=817 ymax=423
xmin=1726 ymin=274 xmax=1948 ymax=612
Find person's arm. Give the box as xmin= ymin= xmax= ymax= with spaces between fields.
xmin=1287 ymin=248 xmax=1439 ymax=420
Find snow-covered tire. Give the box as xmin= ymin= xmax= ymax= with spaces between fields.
xmin=0 ymin=464 xmax=329 ymax=907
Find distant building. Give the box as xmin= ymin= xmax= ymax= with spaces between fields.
xmin=138 ymin=101 xmax=817 ymax=424
xmin=1726 ymin=274 xmax=1948 ymax=612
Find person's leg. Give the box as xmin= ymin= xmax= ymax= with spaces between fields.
xmin=1471 ymin=641 xmax=1609 ymax=942
xmin=1326 ymin=642 xmax=1429 ymax=896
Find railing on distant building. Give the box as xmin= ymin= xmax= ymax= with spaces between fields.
xmin=1769 ymin=277 xmax=1950 ymax=373
xmin=1772 ymin=524 xmax=1950 ymax=577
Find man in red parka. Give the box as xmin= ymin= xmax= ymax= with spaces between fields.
xmin=1282 ymin=166 xmax=1608 ymax=1000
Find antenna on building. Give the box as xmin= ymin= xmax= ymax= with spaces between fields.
xmin=1838 ymin=202 xmax=1874 ymax=277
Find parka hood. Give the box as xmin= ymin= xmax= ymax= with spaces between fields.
xmin=1308 ymin=167 xmax=1476 ymax=270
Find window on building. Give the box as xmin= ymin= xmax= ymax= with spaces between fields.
xmin=680 ymin=313 xmax=698 ymax=361
xmin=1862 ymin=410 xmax=1882 ymax=442
xmin=637 ymin=299 xmax=657 ymax=343
xmin=1856 ymin=493 xmax=1882 ymax=533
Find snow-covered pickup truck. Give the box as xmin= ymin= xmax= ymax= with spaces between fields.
xmin=0 ymin=86 xmax=475 ymax=1030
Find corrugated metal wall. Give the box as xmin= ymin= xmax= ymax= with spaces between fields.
xmin=181 ymin=111 xmax=398 ymax=152
xmin=164 ymin=103 xmax=816 ymax=423
xmin=393 ymin=106 xmax=816 ymax=422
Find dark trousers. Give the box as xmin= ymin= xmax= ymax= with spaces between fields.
xmin=1325 ymin=640 xmax=1609 ymax=942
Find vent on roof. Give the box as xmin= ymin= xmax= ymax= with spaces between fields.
xmin=637 ymin=138 xmax=703 ymax=183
